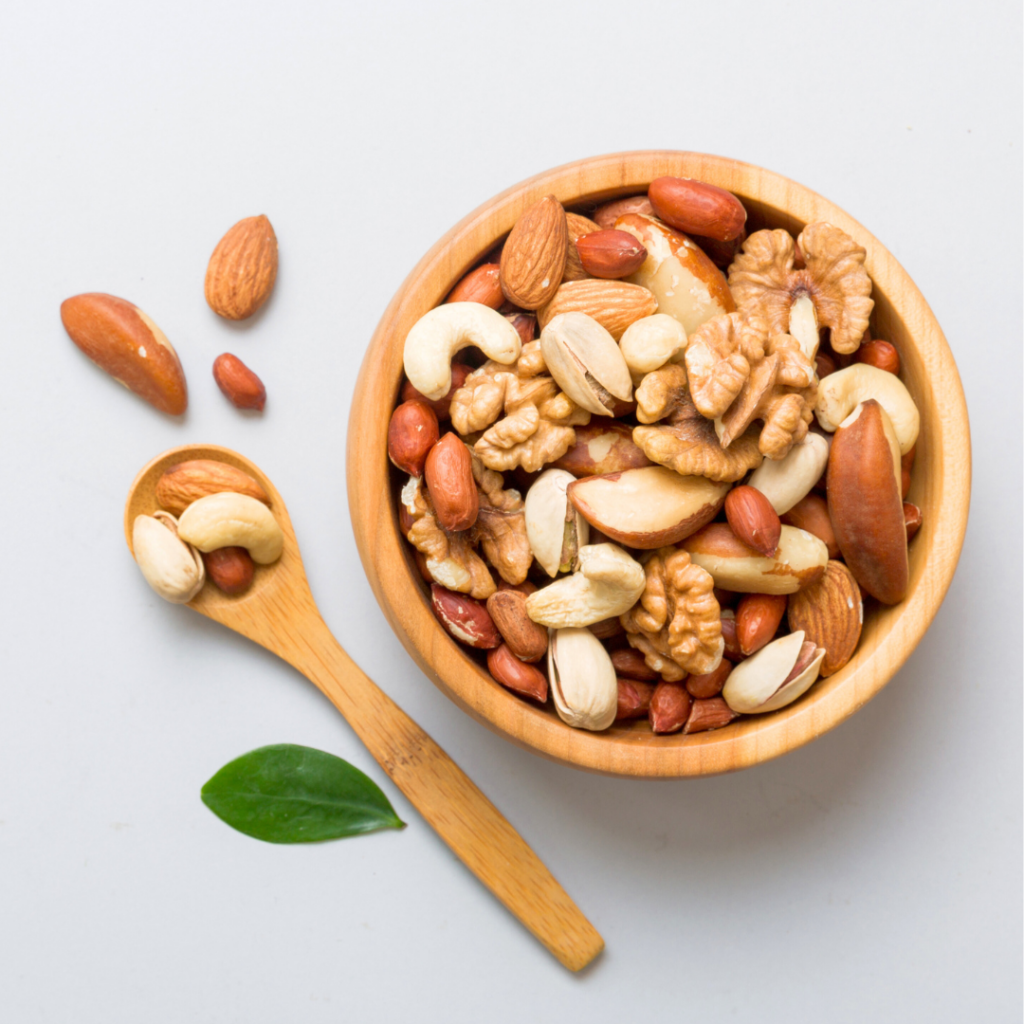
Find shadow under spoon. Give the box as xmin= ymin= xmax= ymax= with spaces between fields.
xmin=124 ymin=443 xmax=604 ymax=972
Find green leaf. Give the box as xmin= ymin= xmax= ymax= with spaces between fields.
xmin=201 ymin=744 xmax=405 ymax=844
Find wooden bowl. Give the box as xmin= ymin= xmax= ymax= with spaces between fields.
xmin=347 ymin=151 xmax=970 ymax=778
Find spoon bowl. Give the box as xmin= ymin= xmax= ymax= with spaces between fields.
xmin=124 ymin=443 xmax=603 ymax=972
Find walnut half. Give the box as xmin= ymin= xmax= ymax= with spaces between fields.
xmin=620 ymin=547 xmax=724 ymax=681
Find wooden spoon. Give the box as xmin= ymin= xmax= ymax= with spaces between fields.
xmin=124 ymin=444 xmax=603 ymax=972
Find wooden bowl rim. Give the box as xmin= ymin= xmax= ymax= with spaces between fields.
xmin=347 ymin=150 xmax=971 ymax=778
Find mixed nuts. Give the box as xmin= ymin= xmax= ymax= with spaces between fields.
xmin=133 ymin=459 xmax=283 ymax=601
xmin=389 ymin=176 xmax=923 ymax=737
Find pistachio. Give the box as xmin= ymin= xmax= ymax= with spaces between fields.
xmin=133 ymin=511 xmax=205 ymax=603
xmin=547 ymin=626 xmax=618 ymax=730
xmin=524 ymin=468 xmax=589 ymax=578
xmin=539 ymin=312 xmax=633 ymax=416
xmin=721 ymin=630 xmax=826 ymax=714
xmin=525 ymin=543 xmax=645 ymax=628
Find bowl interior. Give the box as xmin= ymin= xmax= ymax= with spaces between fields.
xmin=347 ymin=151 xmax=970 ymax=778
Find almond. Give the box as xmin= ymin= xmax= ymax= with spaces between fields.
xmin=786 ymin=560 xmax=863 ymax=677
xmin=487 ymin=645 xmax=548 ymax=701
xmin=60 ymin=293 xmax=188 ymax=415
xmin=780 ymin=493 xmax=839 ymax=559
xmin=592 ymin=195 xmax=654 ymax=230
xmin=575 ymin=230 xmax=647 ymax=279
xmin=204 ymin=215 xmax=278 ymax=320
xmin=388 ymin=399 xmax=440 ymax=477
xmin=431 ymin=584 xmax=501 ymax=649
xmin=537 ymin=279 xmax=658 ymax=340
xmin=610 ymin=648 xmax=659 ymax=682
xmin=648 ymin=176 xmax=747 ymax=242
xmin=213 ymin=353 xmax=266 ymax=411
xmin=725 ymin=485 xmax=781 ymax=558
xmin=649 ymin=681 xmax=691 ymax=734
xmin=499 ymin=195 xmax=568 ymax=310
xmin=616 ymin=678 xmax=655 ymax=720
xmin=402 ymin=361 xmax=472 ymax=421
xmin=486 ymin=589 xmax=548 ymax=663
xmin=683 ymin=696 xmax=739 ymax=734
xmin=736 ymin=593 xmax=788 ymax=655
xmin=685 ymin=659 xmax=732 ymax=699
xmin=202 ymin=546 xmax=255 ymax=595
xmin=155 ymin=460 xmax=270 ymax=515
xmin=564 ymin=212 xmax=600 ymax=281
xmin=424 ymin=432 xmax=478 ymax=532
xmin=447 ymin=263 xmax=503 ymax=308
xmin=855 ymin=339 xmax=900 ymax=375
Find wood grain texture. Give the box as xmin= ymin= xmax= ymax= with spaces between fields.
xmin=125 ymin=445 xmax=603 ymax=972
xmin=347 ymin=150 xmax=971 ymax=778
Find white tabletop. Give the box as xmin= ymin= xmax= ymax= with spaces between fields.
xmin=1 ymin=1 xmax=1020 ymax=1020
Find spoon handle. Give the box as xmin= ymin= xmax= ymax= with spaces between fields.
xmin=274 ymin=614 xmax=604 ymax=972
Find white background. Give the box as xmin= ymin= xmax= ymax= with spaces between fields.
xmin=1 ymin=1 xmax=1020 ymax=1021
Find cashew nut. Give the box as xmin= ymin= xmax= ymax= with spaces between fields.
xmin=619 ymin=314 xmax=687 ymax=377
xmin=133 ymin=511 xmax=205 ymax=603
xmin=747 ymin=432 xmax=830 ymax=514
xmin=815 ymin=364 xmax=919 ymax=454
xmin=177 ymin=492 xmax=284 ymax=564
xmin=525 ymin=543 xmax=645 ymax=628
xmin=403 ymin=302 xmax=522 ymax=401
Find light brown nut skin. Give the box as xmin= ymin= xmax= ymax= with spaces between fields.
xmin=401 ymin=362 xmax=473 ymax=422
xmin=202 ymin=546 xmax=255 ymax=596
xmin=575 ymin=230 xmax=647 ymax=279
xmin=610 ymin=648 xmax=659 ymax=682
xmin=500 ymin=195 xmax=569 ymax=310
xmin=205 ymin=215 xmax=278 ymax=320
xmin=683 ymin=696 xmax=739 ymax=734
xmin=388 ymin=400 xmax=440 ymax=477
xmin=213 ymin=353 xmax=266 ymax=411
xmin=781 ymin=494 xmax=839 ymax=559
xmin=855 ymin=339 xmax=900 ymax=375
xmin=551 ymin=419 xmax=652 ymax=478
xmin=725 ymin=485 xmax=781 ymax=558
xmin=904 ymin=502 xmax=923 ymax=541
xmin=431 ymin=584 xmax=501 ymax=649
xmin=649 ymin=681 xmax=692 ymax=734
xmin=787 ymin=560 xmax=863 ymax=677
xmin=827 ymin=400 xmax=909 ymax=605
xmin=736 ymin=594 xmax=788 ymax=655
xmin=156 ymin=460 xmax=270 ymax=516
xmin=61 ymin=293 xmax=188 ymax=415
xmin=487 ymin=645 xmax=548 ymax=702
xmin=486 ymin=589 xmax=548 ymax=663
xmin=592 ymin=195 xmax=654 ymax=229
xmin=537 ymin=279 xmax=659 ymax=340
xmin=447 ymin=263 xmax=503 ymax=308
xmin=424 ymin=433 xmax=479 ymax=532
xmin=616 ymin=679 xmax=655 ymax=721
xmin=685 ymin=659 xmax=732 ymax=699
xmin=648 ymin=177 xmax=747 ymax=242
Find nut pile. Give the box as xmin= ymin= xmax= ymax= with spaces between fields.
xmin=389 ymin=177 xmax=922 ymax=736
xmin=133 ymin=460 xmax=284 ymax=601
